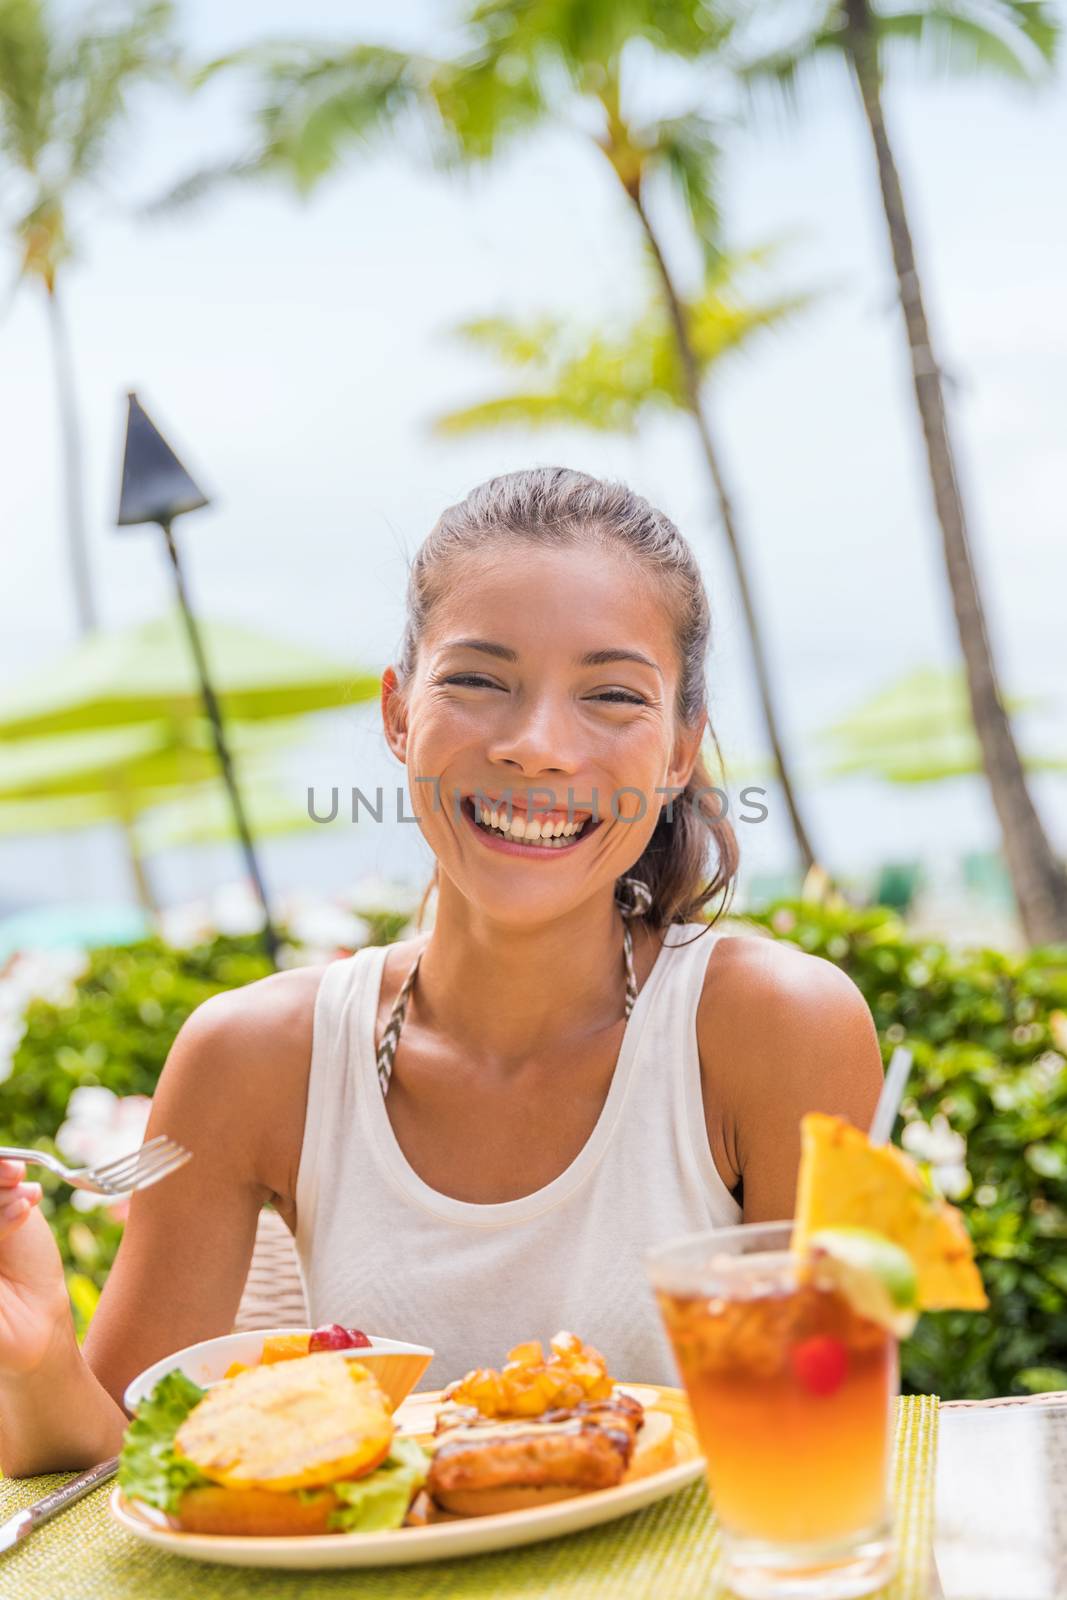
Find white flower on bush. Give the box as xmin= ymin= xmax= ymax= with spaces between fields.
xmin=157 ymin=900 xmax=216 ymax=949
xmin=0 ymin=948 xmax=89 ymax=1082
xmin=55 ymin=1087 xmax=153 ymax=1216
xmin=284 ymin=901 xmax=370 ymax=956
xmin=346 ymin=875 xmax=423 ymax=919
xmin=210 ymin=881 xmax=268 ymax=937
xmin=901 ymin=1113 xmax=971 ymax=1201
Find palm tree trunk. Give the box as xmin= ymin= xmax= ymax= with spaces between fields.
xmin=846 ymin=6 xmax=1067 ymax=944
xmin=629 ymin=191 xmax=818 ymax=874
xmin=45 ymin=276 xmax=96 ymax=636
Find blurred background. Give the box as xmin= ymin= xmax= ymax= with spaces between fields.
xmin=1 ymin=0 xmax=1066 ymax=1397
xmin=2 ymin=0 xmax=1065 ymax=946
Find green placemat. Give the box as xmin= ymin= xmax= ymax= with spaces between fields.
xmin=0 ymin=1395 xmax=938 ymax=1599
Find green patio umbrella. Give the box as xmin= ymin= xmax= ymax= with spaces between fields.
xmin=0 ymin=720 xmax=298 ymax=803
xmin=136 ymin=782 xmax=317 ymax=851
xmin=819 ymin=668 xmax=1067 ymax=785
xmin=0 ymin=614 xmax=378 ymax=911
xmin=0 ymin=721 xmax=292 ymax=909
xmin=0 ymin=611 xmax=380 ymax=739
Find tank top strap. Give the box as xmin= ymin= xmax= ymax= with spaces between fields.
xmin=655 ymin=921 xmax=724 ymax=1013
xmin=296 ymin=945 xmax=387 ymax=1252
xmin=623 ymin=921 xmax=733 ymax=1213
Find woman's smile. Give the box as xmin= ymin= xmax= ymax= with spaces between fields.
xmin=459 ymin=793 xmax=606 ymax=858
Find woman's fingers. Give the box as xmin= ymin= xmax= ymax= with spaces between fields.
xmin=0 ymin=1158 xmax=27 ymax=1188
xmin=0 ymin=1182 xmax=43 ymax=1234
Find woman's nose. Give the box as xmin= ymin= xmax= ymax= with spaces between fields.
xmin=486 ymin=695 xmax=581 ymax=780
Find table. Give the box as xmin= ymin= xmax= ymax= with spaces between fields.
xmin=3 ymin=1392 xmax=1064 ymax=1597
xmin=934 ymin=1391 xmax=1067 ymax=1599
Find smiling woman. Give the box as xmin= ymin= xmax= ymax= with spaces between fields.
xmin=0 ymin=468 xmax=883 ymax=1475
xmin=388 ymin=469 xmax=738 ymax=942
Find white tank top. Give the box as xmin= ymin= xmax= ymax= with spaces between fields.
xmin=294 ymin=922 xmax=741 ymax=1389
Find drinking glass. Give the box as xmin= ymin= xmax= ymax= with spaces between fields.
xmin=647 ymin=1222 xmax=898 ymax=1600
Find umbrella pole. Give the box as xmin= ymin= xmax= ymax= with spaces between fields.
xmin=113 ymin=786 xmax=158 ymax=916
xmin=122 ymin=818 xmax=158 ymax=917
xmin=160 ymin=520 xmax=280 ymax=968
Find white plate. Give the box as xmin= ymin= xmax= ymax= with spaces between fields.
xmin=123 ymin=1327 xmax=435 ymax=1414
xmin=110 ymin=1382 xmax=704 ymax=1569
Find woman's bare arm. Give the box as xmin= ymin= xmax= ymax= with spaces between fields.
xmin=0 ymin=966 xmax=320 ymax=1474
xmin=83 ymin=967 xmax=321 ymax=1406
xmin=698 ymin=934 xmax=884 ymax=1223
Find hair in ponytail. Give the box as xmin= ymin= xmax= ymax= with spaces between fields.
xmin=396 ymin=467 xmax=739 ymax=932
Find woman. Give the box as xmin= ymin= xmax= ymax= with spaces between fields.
xmin=0 ymin=469 xmax=882 ymax=1474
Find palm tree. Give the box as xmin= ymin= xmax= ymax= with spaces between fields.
xmin=739 ymin=0 xmax=1067 ymax=942
xmin=178 ymin=1 xmax=820 ymax=872
xmin=0 ymin=0 xmax=177 ymax=636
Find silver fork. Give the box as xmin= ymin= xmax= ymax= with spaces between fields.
xmin=0 ymin=1134 xmax=192 ymax=1196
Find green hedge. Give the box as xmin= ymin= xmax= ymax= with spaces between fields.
xmin=1 ymin=935 xmax=274 ymax=1335
xmin=747 ymin=900 xmax=1067 ymax=1400
xmin=3 ymin=904 xmax=1066 ymax=1399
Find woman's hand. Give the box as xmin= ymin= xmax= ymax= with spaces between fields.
xmin=0 ymin=1158 xmax=73 ymax=1380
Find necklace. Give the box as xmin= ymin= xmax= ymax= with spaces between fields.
xmin=375 ymin=913 xmax=641 ymax=1097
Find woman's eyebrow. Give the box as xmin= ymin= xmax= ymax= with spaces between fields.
xmin=443 ymin=638 xmax=662 ymax=675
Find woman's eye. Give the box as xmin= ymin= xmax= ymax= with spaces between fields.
xmin=441 ymin=676 xmax=643 ymax=704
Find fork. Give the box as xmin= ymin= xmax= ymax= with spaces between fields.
xmin=0 ymin=1134 xmax=192 ymax=1197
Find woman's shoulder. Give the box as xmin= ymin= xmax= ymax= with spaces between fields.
xmin=697 ymin=924 xmax=867 ymax=1021
xmin=695 ymin=924 xmax=880 ymax=1110
xmin=179 ymin=962 xmax=327 ymax=1064
xmin=693 ymin=924 xmax=883 ymax=1217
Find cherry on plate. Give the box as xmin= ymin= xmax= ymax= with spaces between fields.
xmin=308 ymin=1323 xmax=373 ymax=1352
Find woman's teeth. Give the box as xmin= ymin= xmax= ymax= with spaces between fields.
xmin=474 ymin=804 xmax=588 ymax=848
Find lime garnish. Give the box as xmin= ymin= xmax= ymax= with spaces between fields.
xmin=806 ymin=1226 xmax=920 ymax=1338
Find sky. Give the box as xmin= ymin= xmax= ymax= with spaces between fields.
xmin=0 ymin=0 xmax=1065 ymax=913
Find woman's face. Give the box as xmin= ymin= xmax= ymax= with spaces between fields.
xmin=382 ymin=542 xmax=704 ymax=929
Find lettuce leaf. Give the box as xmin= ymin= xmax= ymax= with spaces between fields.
xmin=326 ymin=1437 xmax=430 ymax=1533
xmin=118 ymin=1370 xmax=214 ymax=1514
xmin=119 ymin=1374 xmax=428 ymax=1534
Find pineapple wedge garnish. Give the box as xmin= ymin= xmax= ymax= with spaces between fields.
xmin=793 ymin=1112 xmax=987 ymax=1311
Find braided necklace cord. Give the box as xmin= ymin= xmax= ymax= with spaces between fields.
xmin=376 ymin=915 xmax=640 ymax=1097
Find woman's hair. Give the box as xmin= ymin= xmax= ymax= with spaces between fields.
xmin=394 ymin=467 xmax=739 ymax=932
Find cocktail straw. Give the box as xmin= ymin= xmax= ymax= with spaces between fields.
xmin=868 ymin=1046 xmax=912 ymax=1147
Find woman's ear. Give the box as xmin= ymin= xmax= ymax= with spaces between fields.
xmin=666 ymin=715 xmax=707 ymax=793
xmin=381 ymin=667 xmax=408 ymax=764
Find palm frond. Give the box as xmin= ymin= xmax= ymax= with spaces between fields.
xmin=428 ymin=48 xmax=546 ymax=165
xmin=59 ymin=1 xmax=178 ymax=182
xmin=874 ymin=2 xmax=1060 ymax=80
xmin=162 ymin=44 xmax=431 ymax=202
xmin=643 ymin=110 xmax=723 ymax=261
xmin=435 ymin=387 xmax=644 ymax=436
xmin=733 ymin=6 xmax=848 ymax=117
xmin=0 ymin=0 xmax=54 ymax=170
xmin=251 ymin=45 xmax=428 ymax=194
xmin=140 ymin=156 xmax=265 ymax=218
xmin=433 ymin=244 xmax=816 ymax=441
xmin=464 ymin=0 xmax=734 ymax=71
xmin=453 ymin=314 xmax=573 ymax=366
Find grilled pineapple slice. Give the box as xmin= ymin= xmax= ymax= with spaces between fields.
xmin=173 ymin=1353 xmax=393 ymax=1491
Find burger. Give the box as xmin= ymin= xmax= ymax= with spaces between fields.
xmin=118 ymin=1352 xmax=428 ymax=1536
